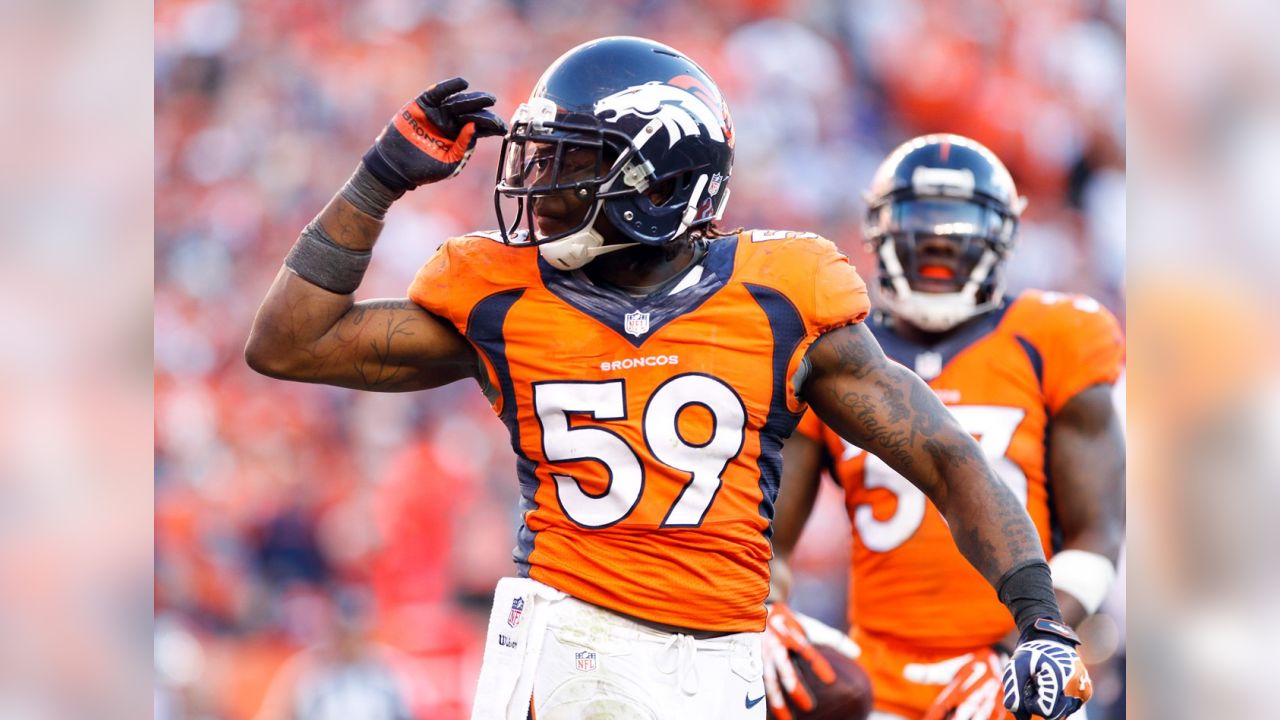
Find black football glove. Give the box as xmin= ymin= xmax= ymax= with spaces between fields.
xmin=1002 ymin=618 xmax=1093 ymax=720
xmin=362 ymin=77 xmax=507 ymax=193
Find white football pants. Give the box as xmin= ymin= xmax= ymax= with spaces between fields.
xmin=534 ymin=593 xmax=765 ymax=719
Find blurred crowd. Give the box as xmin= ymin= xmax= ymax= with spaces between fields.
xmin=154 ymin=0 xmax=1126 ymax=717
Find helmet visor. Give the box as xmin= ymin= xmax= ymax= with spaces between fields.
xmin=882 ymin=198 xmax=1007 ymax=240
xmin=494 ymin=128 xmax=613 ymax=246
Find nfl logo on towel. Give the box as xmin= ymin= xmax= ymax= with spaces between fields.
xmin=507 ymin=597 xmax=524 ymax=628
xmin=575 ymin=650 xmax=597 ymax=672
xmin=624 ymin=310 xmax=650 ymax=337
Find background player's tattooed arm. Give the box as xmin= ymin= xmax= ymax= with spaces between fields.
xmin=246 ymin=194 xmax=476 ymax=391
xmin=801 ymin=323 xmax=1045 ymax=584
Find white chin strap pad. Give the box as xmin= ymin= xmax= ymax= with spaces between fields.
xmin=538 ymin=228 xmax=638 ymax=271
xmin=884 ymin=291 xmax=979 ymax=332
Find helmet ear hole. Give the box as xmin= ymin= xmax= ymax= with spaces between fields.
xmin=647 ymin=171 xmax=698 ymax=207
xmin=646 ymin=177 xmax=677 ymax=206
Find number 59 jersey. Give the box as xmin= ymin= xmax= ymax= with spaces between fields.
xmin=409 ymin=230 xmax=870 ymax=632
xmin=797 ymin=290 xmax=1124 ymax=649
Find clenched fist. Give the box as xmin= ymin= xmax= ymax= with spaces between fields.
xmin=362 ymin=77 xmax=507 ymax=192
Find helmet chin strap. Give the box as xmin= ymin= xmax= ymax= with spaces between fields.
xmin=538 ymin=227 xmax=638 ymax=271
xmin=537 ymin=200 xmax=638 ymax=270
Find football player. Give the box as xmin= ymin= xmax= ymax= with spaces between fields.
xmin=764 ymin=135 xmax=1122 ymax=720
xmin=246 ymin=37 xmax=1090 ymax=719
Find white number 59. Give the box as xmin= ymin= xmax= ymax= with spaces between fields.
xmin=533 ymin=375 xmax=746 ymax=528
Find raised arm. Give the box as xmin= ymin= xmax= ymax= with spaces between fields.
xmin=245 ymin=194 xmax=476 ymax=391
xmin=245 ymin=77 xmax=507 ymax=391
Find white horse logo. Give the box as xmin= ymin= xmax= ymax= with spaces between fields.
xmin=594 ymin=82 xmax=724 ymax=148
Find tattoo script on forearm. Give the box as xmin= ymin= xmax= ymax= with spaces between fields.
xmin=817 ymin=326 xmax=1044 ymax=582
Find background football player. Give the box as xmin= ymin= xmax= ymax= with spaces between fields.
xmin=245 ymin=34 xmax=1092 ymax=720
xmin=764 ymin=135 xmax=1124 ymax=720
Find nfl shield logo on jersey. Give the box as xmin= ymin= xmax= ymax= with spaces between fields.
xmin=915 ymin=351 xmax=943 ymax=380
xmin=624 ymin=310 xmax=651 ymax=337
xmin=507 ymin=597 xmax=524 ymax=628
xmin=575 ymin=650 xmax=598 ymax=672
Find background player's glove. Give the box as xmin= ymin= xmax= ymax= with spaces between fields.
xmin=1002 ymin=618 xmax=1093 ymax=720
xmin=921 ymin=648 xmax=1007 ymax=720
xmin=362 ymin=77 xmax=507 ymax=192
xmin=763 ymin=603 xmax=861 ymax=720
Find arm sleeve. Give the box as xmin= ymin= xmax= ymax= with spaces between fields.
xmin=1042 ymin=297 xmax=1126 ymax=415
xmin=405 ymin=236 xmax=514 ymax=410
xmin=409 ymin=237 xmax=514 ymax=335
xmin=774 ymin=234 xmax=871 ymax=413
xmin=407 ymin=240 xmax=466 ymax=332
xmin=809 ymin=238 xmax=871 ymax=336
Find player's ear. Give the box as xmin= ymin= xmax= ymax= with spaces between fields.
xmin=646 ymin=177 xmax=677 ymax=206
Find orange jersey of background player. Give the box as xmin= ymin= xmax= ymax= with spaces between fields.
xmin=796 ymin=289 xmax=1124 ymax=647
xmin=409 ymin=229 xmax=868 ymax=632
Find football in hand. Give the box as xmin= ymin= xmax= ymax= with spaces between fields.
xmin=771 ymin=644 xmax=873 ymax=720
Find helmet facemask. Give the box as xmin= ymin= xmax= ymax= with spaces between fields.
xmin=867 ymin=194 xmax=1019 ymax=332
xmin=494 ymin=95 xmax=729 ymax=273
xmin=862 ymin=134 xmax=1027 ymax=333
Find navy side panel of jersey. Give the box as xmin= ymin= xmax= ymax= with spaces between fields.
xmin=744 ymin=283 xmax=807 ymax=536
xmin=465 ymin=289 xmax=542 ymax=576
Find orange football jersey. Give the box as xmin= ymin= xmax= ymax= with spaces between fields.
xmin=796 ymin=290 xmax=1124 ymax=648
xmin=409 ymin=229 xmax=869 ymax=632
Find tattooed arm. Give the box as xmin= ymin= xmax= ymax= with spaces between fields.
xmin=245 ymin=193 xmax=476 ymax=391
xmin=800 ymin=323 xmax=1044 ymax=585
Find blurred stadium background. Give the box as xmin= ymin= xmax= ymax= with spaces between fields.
xmin=153 ymin=0 xmax=1126 ymax=717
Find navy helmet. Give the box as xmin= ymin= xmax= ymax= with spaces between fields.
xmin=864 ymin=134 xmax=1027 ymax=332
xmin=495 ymin=36 xmax=734 ymax=269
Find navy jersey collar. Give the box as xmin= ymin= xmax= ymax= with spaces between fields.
xmin=538 ymin=236 xmax=739 ymax=347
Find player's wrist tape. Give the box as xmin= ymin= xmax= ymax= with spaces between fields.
xmin=284 ymin=220 xmax=372 ymax=295
xmin=1049 ymin=549 xmax=1116 ymax=615
xmin=996 ymin=560 xmax=1063 ymax=637
xmin=340 ymin=161 xmax=405 ymax=221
